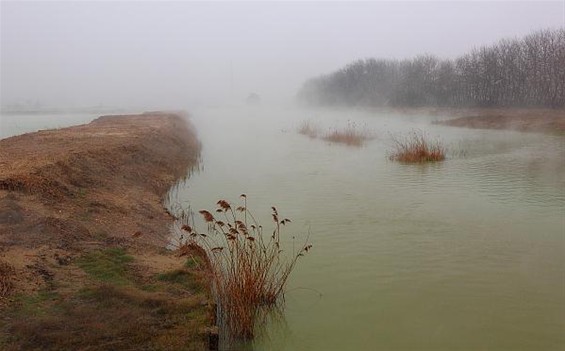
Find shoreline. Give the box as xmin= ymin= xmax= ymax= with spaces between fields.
xmin=0 ymin=112 xmax=211 ymax=350
xmin=385 ymin=107 xmax=565 ymax=134
xmin=0 ymin=112 xmax=200 ymax=251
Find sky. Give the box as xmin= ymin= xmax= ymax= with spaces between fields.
xmin=1 ymin=1 xmax=564 ymax=109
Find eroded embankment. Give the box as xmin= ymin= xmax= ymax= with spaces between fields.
xmin=0 ymin=112 xmax=212 ymax=350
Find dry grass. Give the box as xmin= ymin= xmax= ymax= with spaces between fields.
xmin=389 ymin=130 xmax=446 ymax=163
xmin=297 ymin=120 xmax=320 ymax=138
xmin=298 ymin=120 xmax=372 ymax=147
xmin=0 ymin=261 xmax=15 ymax=299
xmin=322 ymin=121 xmax=372 ymax=147
xmin=1 ymin=248 xmax=210 ymax=351
xmin=3 ymin=285 xmax=208 ymax=351
xmin=177 ymin=195 xmax=311 ymax=341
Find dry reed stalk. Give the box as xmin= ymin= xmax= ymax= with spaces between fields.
xmin=0 ymin=261 xmax=15 ymax=299
xmin=298 ymin=120 xmax=372 ymax=147
xmin=322 ymin=121 xmax=372 ymax=147
xmin=178 ymin=195 xmax=311 ymax=341
xmin=388 ymin=130 xmax=446 ymax=163
xmin=297 ymin=121 xmax=320 ymax=138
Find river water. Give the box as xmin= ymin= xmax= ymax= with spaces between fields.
xmin=169 ymin=105 xmax=564 ymax=351
xmin=0 ymin=112 xmax=103 ymax=139
xmin=2 ymin=107 xmax=563 ymax=350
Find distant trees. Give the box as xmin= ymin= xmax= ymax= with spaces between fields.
xmin=298 ymin=28 xmax=565 ymax=108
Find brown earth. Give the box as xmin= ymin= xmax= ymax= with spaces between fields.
xmin=0 ymin=112 xmax=213 ymax=350
xmin=400 ymin=107 xmax=565 ymax=134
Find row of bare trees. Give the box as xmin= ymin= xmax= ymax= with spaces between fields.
xmin=298 ymin=28 xmax=565 ymax=108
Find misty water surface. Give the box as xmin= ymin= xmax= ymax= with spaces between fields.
xmin=168 ymin=105 xmax=565 ymax=351
xmin=0 ymin=112 xmax=99 ymax=139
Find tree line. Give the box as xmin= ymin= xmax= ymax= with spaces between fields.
xmin=297 ymin=28 xmax=565 ymax=108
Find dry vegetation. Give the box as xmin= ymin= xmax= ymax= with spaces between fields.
xmin=298 ymin=120 xmax=372 ymax=146
xmin=1 ymin=247 xmax=210 ymax=351
xmin=0 ymin=113 xmax=211 ymax=350
xmin=297 ymin=120 xmax=320 ymax=138
xmin=432 ymin=108 xmax=565 ymax=135
xmin=0 ymin=261 xmax=15 ymax=301
xmin=176 ymin=196 xmax=311 ymax=341
xmin=389 ymin=130 xmax=446 ymax=163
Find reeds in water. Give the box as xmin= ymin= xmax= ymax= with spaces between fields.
xmin=297 ymin=120 xmax=320 ymax=138
xmin=322 ymin=121 xmax=372 ymax=147
xmin=298 ymin=120 xmax=372 ymax=147
xmin=388 ymin=130 xmax=446 ymax=163
xmin=179 ymin=195 xmax=311 ymax=341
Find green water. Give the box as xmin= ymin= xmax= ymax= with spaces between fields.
xmin=176 ymin=106 xmax=564 ymax=350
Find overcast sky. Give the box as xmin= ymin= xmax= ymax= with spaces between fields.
xmin=1 ymin=1 xmax=563 ymax=109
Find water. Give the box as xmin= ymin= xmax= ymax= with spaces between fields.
xmin=170 ymin=105 xmax=565 ymax=351
xmin=0 ymin=111 xmax=102 ymax=139
xmin=4 ymin=107 xmax=561 ymax=350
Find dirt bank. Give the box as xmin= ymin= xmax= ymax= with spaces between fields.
xmin=407 ymin=107 xmax=565 ymax=134
xmin=0 ymin=112 xmax=211 ymax=350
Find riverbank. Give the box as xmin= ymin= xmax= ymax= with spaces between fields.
xmin=398 ymin=107 xmax=565 ymax=134
xmin=0 ymin=112 xmax=211 ymax=350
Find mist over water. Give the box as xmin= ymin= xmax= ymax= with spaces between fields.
xmin=168 ymin=105 xmax=565 ymax=350
xmin=2 ymin=1 xmax=564 ymax=110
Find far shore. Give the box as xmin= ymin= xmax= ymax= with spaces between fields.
xmin=384 ymin=106 xmax=565 ymax=134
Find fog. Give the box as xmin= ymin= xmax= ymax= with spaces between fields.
xmin=1 ymin=1 xmax=563 ymax=110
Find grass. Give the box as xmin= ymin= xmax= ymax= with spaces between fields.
xmin=157 ymin=269 xmax=203 ymax=292
xmin=2 ymin=248 xmax=211 ymax=351
xmin=178 ymin=195 xmax=311 ymax=341
xmin=322 ymin=121 xmax=372 ymax=147
xmin=12 ymin=290 xmax=59 ymax=317
xmin=0 ymin=261 xmax=15 ymax=300
xmin=77 ymin=247 xmax=134 ymax=285
xmin=297 ymin=120 xmax=372 ymax=146
xmin=3 ymin=285 xmax=208 ymax=351
xmin=388 ymin=130 xmax=446 ymax=163
xmin=185 ymin=256 xmax=205 ymax=269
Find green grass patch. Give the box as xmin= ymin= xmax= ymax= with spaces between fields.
xmin=3 ymin=285 xmax=208 ymax=351
xmin=184 ymin=256 xmax=205 ymax=269
xmin=77 ymin=248 xmax=134 ymax=285
xmin=13 ymin=290 xmax=59 ymax=317
xmin=157 ymin=269 xmax=203 ymax=292
xmin=2 ymin=247 xmax=212 ymax=351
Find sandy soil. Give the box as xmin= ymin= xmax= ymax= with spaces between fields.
xmin=0 ymin=111 xmax=201 ymax=299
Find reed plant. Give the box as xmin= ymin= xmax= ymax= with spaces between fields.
xmin=388 ymin=130 xmax=446 ymax=163
xmin=298 ymin=120 xmax=372 ymax=147
xmin=322 ymin=121 xmax=372 ymax=147
xmin=297 ymin=120 xmax=320 ymax=138
xmin=178 ymin=195 xmax=311 ymax=341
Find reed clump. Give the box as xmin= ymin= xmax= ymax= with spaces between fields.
xmin=389 ymin=130 xmax=446 ymax=163
xmin=322 ymin=121 xmax=372 ymax=147
xmin=298 ymin=120 xmax=372 ymax=147
xmin=178 ymin=195 xmax=311 ymax=341
xmin=297 ymin=120 xmax=320 ymax=138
